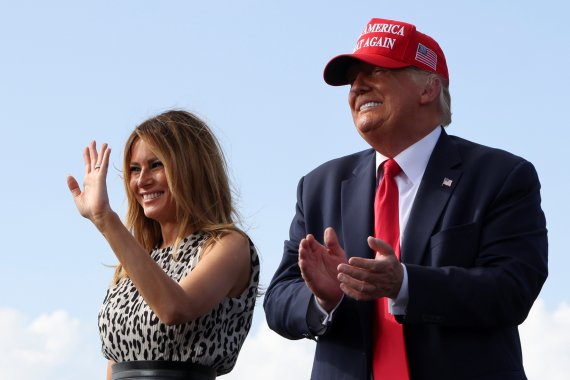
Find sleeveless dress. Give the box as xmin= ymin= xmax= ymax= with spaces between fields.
xmin=98 ymin=232 xmax=260 ymax=375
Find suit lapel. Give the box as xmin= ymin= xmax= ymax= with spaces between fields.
xmin=340 ymin=149 xmax=376 ymax=356
xmin=341 ymin=149 xmax=376 ymax=260
xmin=401 ymin=129 xmax=463 ymax=266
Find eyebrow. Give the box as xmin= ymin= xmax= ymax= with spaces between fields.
xmin=129 ymin=157 xmax=161 ymax=165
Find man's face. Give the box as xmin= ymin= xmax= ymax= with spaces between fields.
xmin=347 ymin=62 xmax=425 ymax=154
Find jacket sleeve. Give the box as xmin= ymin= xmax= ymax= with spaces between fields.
xmin=263 ymin=176 xmax=318 ymax=340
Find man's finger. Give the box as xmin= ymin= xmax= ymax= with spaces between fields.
xmin=338 ymin=260 xmax=375 ymax=279
xmin=367 ymin=236 xmax=396 ymax=257
xmin=325 ymin=227 xmax=345 ymax=258
xmin=339 ymin=282 xmax=374 ymax=302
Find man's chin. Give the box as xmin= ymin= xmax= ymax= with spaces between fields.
xmin=355 ymin=116 xmax=383 ymax=133
xmin=355 ymin=121 xmax=382 ymax=140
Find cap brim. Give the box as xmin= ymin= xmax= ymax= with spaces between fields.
xmin=323 ymin=53 xmax=411 ymax=86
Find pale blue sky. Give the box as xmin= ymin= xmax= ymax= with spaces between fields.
xmin=0 ymin=1 xmax=568 ymax=378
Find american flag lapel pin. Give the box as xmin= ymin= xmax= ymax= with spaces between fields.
xmin=442 ymin=177 xmax=453 ymax=187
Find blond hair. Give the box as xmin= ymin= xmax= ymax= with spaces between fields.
xmin=113 ymin=110 xmax=242 ymax=284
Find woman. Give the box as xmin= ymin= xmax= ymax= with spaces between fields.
xmin=67 ymin=110 xmax=260 ymax=380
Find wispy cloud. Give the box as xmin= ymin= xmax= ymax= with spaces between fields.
xmin=224 ymin=321 xmax=316 ymax=379
xmin=0 ymin=309 xmax=80 ymax=378
xmin=519 ymin=299 xmax=570 ymax=380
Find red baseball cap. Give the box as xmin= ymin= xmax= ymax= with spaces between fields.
xmin=323 ymin=18 xmax=449 ymax=86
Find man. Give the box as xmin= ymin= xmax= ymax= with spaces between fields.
xmin=263 ymin=17 xmax=548 ymax=380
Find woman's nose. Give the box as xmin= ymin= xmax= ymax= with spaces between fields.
xmin=137 ymin=167 xmax=153 ymax=187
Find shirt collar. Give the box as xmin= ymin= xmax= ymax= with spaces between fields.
xmin=375 ymin=126 xmax=442 ymax=185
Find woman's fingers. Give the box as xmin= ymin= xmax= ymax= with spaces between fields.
xmin=98 ymin=144 xmax=111 ymax=174
xmin=66 ymin=175 xmax=81 ymax=197
xmin=83 ymin=141 xmax=111 ymax=174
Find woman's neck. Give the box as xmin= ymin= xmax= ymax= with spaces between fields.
xmin=159 ymin=222 xmax=193 ymax=248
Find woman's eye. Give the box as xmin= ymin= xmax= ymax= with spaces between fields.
xmin=151 ymin=161 xmax=164 ymax=169
xmin=129 ymin=166 xmax=141 ymax=173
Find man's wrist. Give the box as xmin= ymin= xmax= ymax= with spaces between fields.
xmin=315 ymin=294 xmax=342 ymax=313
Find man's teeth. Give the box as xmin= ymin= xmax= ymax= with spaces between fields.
xmin=360 ymin=101 xmax=381 ymax=111
xmin=143 ymin=192 xmax=162 ymax=200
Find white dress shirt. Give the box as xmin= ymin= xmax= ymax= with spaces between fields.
xmin=376 ymin=126 xmax=441 ymax=314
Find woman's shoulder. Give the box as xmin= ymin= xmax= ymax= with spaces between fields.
xmin=201 ymin=230 xmax=251 ymax=258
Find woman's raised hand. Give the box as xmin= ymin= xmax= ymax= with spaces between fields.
xmin=67 ymin=141 xmax=114 ymax=230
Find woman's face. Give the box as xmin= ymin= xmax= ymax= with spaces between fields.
xmin=128 ymin=139 xmax=177 ymax=226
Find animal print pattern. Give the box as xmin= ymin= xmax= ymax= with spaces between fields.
xmin=98 ymin=232 xmax=260 ymax=375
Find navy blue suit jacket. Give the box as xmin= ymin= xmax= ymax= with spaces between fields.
xmin=264 ymin=129 xmax=548 ymax=380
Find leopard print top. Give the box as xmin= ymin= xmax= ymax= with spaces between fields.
xmin=98 ymin=232 xmax=260 ymax=375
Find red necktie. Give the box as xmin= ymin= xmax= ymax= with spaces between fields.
xmin=373 ymin=159 xmax=410 ymax=379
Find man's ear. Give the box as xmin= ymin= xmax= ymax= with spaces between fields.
xmin=419 ymin=76 xmax=441 ymax=105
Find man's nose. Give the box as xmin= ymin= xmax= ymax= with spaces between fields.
xmin=349 ymin=71 xmax=370 ymax=94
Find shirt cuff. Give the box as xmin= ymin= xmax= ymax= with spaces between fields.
xmin=389 ymin=263 xmax=409 ymax=315
xmin=307 ymin=295 xmax=343 ymax=335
